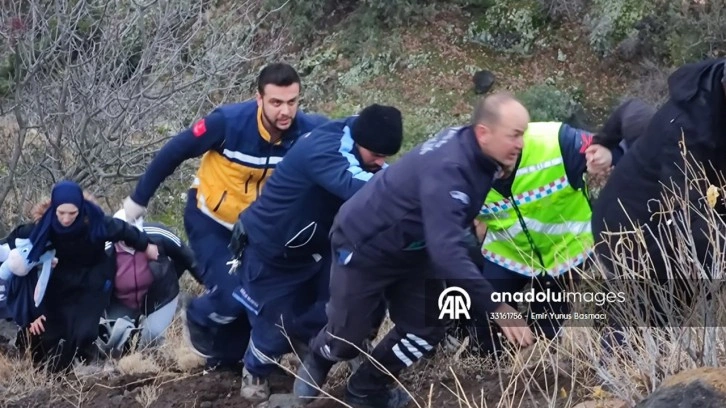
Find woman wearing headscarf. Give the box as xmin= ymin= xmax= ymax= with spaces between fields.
xmin=5 ymin=180 xmax=158 ymax=372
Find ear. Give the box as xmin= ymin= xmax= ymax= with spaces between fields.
xmin=256 ymin=91 xmax=263 ymax=107
xmin=473 ymin=123 xmax=489 ymax=143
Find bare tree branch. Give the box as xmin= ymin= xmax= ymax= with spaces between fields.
xmin=0 ymin=0 xmax=290 ymax=224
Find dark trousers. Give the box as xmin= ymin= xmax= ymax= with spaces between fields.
xmin=309 ymin=232 xmax=445 ymax=393
xmin=15 ymin=258 xmax=114 ymax=373
xmin=184 ymin=189 xmax=251 ymax=366
xmin=237 ymin=246 xmax=331 ymax=377
xmin=458 ymin=259 xmax=573 ymax=357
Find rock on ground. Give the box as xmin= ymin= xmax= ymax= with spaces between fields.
xmin=635 ymin=367 xmax=726 ymax=408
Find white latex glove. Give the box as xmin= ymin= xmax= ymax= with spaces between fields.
xmin=123 ymin=196 xmax=146 ymax=222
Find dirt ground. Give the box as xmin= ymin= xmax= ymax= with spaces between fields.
xmin=0 ymin=322 xmax=566 ymax=408
xmin=2 ymin=365 xmax=558 ymax=408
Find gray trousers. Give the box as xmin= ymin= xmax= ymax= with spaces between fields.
xmin=105 ymin=295 xmax=179 ymax=348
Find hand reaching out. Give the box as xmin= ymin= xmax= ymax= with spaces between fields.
xmin=29 ymin=315 xmax=46 ymax=336
xmin=585 ymin=144 xmax=613 ymax=174
xmin=473 ymin=219 xmax=487 ymax=242
xmin=491 ymin=303 xmax=535 ymax=348
xmin=145 ymin=244 xmax=159 ymax=261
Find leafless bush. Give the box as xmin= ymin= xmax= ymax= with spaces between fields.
xmin=571 ymin=145 xmax=726 ymax=404
xmin=538 ymin=0 xmax=586 ymax=23
xmin=0 ymin=0 xmax=290 ymax=226
xmin=621 ymin=59 xmax=674 ymax=108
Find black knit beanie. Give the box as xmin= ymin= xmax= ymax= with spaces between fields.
xmin=351 ymin=104 xmax=403 ymax=156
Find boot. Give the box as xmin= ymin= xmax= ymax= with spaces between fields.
xmin=240 ymin=366 xmax=270 ymax=402
xmin=345 ymin=382 xmax=411 ymax=408
xmin=293 ymin=352 xmax=335 ymax=399
xmin=347 ymin=338 xmax=373 ymax=373
xmin=345 ymin=362 xmax=411 ymax=408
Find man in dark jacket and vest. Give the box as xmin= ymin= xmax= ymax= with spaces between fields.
xmin=293 ymin=92 xmax=535 ymax=408
xmin=459 ymin=120 xmax=625 ymax=356
xmin=185 ymin=104 xmax=403 ymax=402
xmin=119 ymin=63 xmax=328 ymax=368
xmin=592 ymin=58 xmax=726 ymax=331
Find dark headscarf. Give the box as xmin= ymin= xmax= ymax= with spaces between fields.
xmin=27 ymin=180 xmax=107 ymax=262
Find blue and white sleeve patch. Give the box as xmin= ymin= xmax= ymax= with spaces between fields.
xmin=339 ymin=126 xmax=374 ymax=182
xmin=449 ymin=190 xmax=470 ymax=205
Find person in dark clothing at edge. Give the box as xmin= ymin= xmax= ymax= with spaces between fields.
xmin=4 ymin=181 xmax=157 ymax=373
xmin=451 ymin=119 xmax=626 ymax=358
xmin=185 ymin=104 xmax=403 ymax=402
xmin=97 ymin=209 xmax=202 ymax=357
xmin=293 ymin=93 xmax=535 ymax=408
xmin=592 ymin=98 xmax=656 ymax=152
xmin=119 ymin=63 xmax=328 ymax=368
xmin=0 ymin=239 xmax=11 ymax=320
xmin=592 ymin=58 xmax=726 ymax=346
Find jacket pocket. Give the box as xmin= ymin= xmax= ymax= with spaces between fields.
xmin=285 ymin=222 xmax=318 ymax=249
xmin=212 ymin=190 xmax=228 ymax=212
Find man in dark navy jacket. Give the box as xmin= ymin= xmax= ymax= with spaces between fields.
xmin=293 ymin=92 xmax=536 ymax=408
xmin=185 ymin=104 xmax=403 ymax=402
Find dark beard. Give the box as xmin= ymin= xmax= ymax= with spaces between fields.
xmin=261 ymin=108 xmax=289 ymax=136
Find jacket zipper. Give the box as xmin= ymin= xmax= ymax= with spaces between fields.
xmin=256 ymin=143 xmax=274 ymax=198
xmin=133 ymin=254 xmax=139 ymax=311
xmin=213 ymin=190 xmax=227 ymax=212
xmin=244 ymin=173 xmax=253 ymax=194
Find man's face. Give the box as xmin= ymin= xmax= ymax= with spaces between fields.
xmin=475 ymin=101 xmax=529 ymax=171
xmin=357 ymin=146 xmax=389 ymax=173
xmin=256 ymin=83 xmax=301 ymax=133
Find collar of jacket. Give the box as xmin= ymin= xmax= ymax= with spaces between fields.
xmin=343 ymin=116 xmax=367 ymax=163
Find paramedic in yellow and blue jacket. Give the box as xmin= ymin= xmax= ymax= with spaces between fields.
xmin=119 ymin=62 xmax=328 ymax=369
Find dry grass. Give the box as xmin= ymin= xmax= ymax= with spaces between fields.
xmin=156 ymin=315 xmax=205 ymax=373
xmin=134 ymin=384 xmax=161 ymax=408
xmin=0 ymin=346 xmax=72 ymax=405
xmin=117 ymin=353 xmax=161 ymax=376
xmin=4 ymin=142 xmax=726 ymax=408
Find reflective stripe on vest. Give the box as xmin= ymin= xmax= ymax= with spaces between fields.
xmin=477 ymin=122 xmax=593 ymax=277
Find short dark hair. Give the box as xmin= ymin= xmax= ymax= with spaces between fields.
xmin=471 ymin=91 xmax=520 ymax=127
xmin=257 ymin=62 xmax=301 ymax=95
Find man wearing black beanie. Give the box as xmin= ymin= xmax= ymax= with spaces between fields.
xmin=184 ymin=103 xmax=403 ymax=403
xmin=352 ymin=104 xmax=404 ymax=164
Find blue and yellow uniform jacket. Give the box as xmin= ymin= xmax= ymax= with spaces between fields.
xmin=130 ymin=99 xmax=328 ymax=230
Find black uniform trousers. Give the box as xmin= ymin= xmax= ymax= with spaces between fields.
xmin=309 ymin=232 xmax=445 ymax=393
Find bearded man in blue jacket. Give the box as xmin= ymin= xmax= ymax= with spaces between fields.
xmin=184 ymin=103 xmax=404 ymax=402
